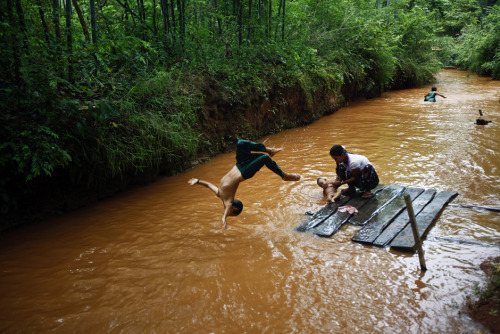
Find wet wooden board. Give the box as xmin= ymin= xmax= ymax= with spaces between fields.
xmin=390 ymin=191 xmax=458 ymax=252
xmin=295 ymin=184 xmax=386 ymax=234
xmin=351 ymin=187 xmax=424 ymax=244
xmin=347 ymin=184 xmax=405 ymax=226
xmin=372 ymin=189 xmax=436 ymax=247
xmin=312 ymin=195 xmax=372 ymax=237
xmin=294 ymin=197 xmax=350 ymax=232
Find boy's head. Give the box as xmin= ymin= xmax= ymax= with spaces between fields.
xmin=232 ymin=200 xmax=243 ymax=216
xmin=431 ymin=86 xmax=437 ymax=91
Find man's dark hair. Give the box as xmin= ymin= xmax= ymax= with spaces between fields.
xmin=330 ymin=145 xmax=346 ymax=157
xmin=232 ymin=200 xmax=243 ymax=215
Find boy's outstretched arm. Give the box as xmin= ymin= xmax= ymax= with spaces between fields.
xmin=188 ymin=178 xmax=219 ymax=196
xmin=222 ymin=205 xmax=233 ymax=229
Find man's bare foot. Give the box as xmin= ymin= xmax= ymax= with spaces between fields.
xmin=283 ymin=173 xmax=301 ymax=181
xmin=267 ymin=147 xmax=283 ymax=157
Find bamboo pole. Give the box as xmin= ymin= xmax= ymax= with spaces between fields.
xmin=404 ymin=195 xmax=427 ymax=271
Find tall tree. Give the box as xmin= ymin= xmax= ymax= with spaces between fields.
xmin=65 ymin=0 xmax=73 ymax=81
xmin=72 ymin=0 xmax=90 ymax=43
xmin=15 ymin=0 xmax=29 ymax=50
xmin=52 ymin=0 xmax=62 ymax=45
xmin=90 ymin=0 xmax=97 ymax=43
xmin=6 ymin=0 xmax=22 ymax=102
xmin=36 ymin=0 xmax=51 ymax=46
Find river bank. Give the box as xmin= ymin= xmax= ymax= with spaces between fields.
xmin=0 ymin=75 xmax=346 ymax=232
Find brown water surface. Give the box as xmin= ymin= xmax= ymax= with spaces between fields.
xmin=1 ymin=70 xmax=499 ymax=333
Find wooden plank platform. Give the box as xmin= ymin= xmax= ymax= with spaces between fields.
xmin=390 ymin=191 xmax=458 ymax=252
xmin=295 ymin=185 xmax=458 ymax=252
xmin=294 ymin=197 xmax=350 ymax=232
xmin=372 ymin=189 xmax=436 ymax=247
xmin=351 ymin=187 xmax=424 ymax=244
xmin=348 ymin=185 xmax=405 ymax=226
xmin=312 ymin=195 xmax=371 ymax=237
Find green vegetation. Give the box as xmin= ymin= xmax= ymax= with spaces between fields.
xmin=0 ymin=0 xmax=499 ymax=223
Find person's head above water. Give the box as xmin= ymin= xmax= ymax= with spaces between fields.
xmin=232 ymin=200 xmax=243 ymax=216
xmin=317 ymin=177 xmax=328 ymax=187
xmin=431 ymin=86 xmax=437 ymax=91
xmin=330 ymin=145 xmax=346 ymax=157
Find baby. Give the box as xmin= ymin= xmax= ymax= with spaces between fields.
xmin=317 ymin=177 xmax=342 ymax=203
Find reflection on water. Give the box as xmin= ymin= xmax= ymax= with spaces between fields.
xmin=0 ymin=70 xmax=499 ymax=333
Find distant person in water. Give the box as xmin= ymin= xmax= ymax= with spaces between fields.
xmin=475 ymin=109 xmax=492 ymax=125
xmin=424 ymin=86 xmax=446 ymax=102
xmin=329 ymin=145 xmax=379 ymax=199
xmin=317 ymin=177 xmax=342 ymax=203
xmin=188 ymin=139 xmax=301 ymax=229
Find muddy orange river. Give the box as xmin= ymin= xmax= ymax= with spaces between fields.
xmin=0 ymin=70 xmax=499 ymax=333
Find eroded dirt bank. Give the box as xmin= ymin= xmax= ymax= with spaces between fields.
xmin=1 ymin=80 xmax=345 ymax=232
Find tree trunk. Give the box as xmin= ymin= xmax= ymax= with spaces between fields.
xmin=267 ymin=0 xmax=271 ymax=37
xmin=52 ymin=0 xmax=62 ymax=45
xmin=247 ymin=0 xmax=252 ymax=39
xmin=281 ymin=0 xmax=285 ymax=40
xmin=90 ymin=0 xmax=97 ymax=43
xmin=238 ymin=0 xmax=242 ymax=46
xmin=65 ymin=0 xmax=73 ymax=81
xmin=72 ymin=0 xmax=90 ymax=43
xmin=152 ymin=0 xmax=157 ymax=35
xmin=14 ymin=0 xmax=29 ymax=50
xmin=36 ymin=0 xmax=51 ymax=45
xmin=160 ymin=0 xmax=170 ymax=35
xmin=7 ymin=0 xmax=22 ymax=103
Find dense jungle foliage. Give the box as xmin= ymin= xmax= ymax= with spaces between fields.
xmin=0 ymin=0 xmax=499 ymax=224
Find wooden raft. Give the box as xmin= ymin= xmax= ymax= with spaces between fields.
xmin=295 ymin=185 xmax=458 ymax=253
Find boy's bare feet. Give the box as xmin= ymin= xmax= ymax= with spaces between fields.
xmin=267 ymin=147 xmax=283 ymax=157
xmin=283 ymin=173 xmax=301 ymax=181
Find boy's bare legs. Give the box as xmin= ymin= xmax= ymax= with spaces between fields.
xmin=265 ymin=146 xmax=301 ymax=181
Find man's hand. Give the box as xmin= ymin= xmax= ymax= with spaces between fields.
xmin=188 ymin=178 xmax=199 ymax=186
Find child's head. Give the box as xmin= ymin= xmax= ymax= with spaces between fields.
xmin=317 ymin=177 xmax=328 ymax=188
xmin=431 ymin=86 xmax=437 ymax=91
xmin=232 ymin=200 xmax=243 ymax=216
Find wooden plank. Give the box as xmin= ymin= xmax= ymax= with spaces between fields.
xmin=448 ymin=203 xmax=500 ymax=212
xmin=312 ymin=195 xmax=372 ymax=237
xmin=294 ymin=197 xmax=350 ymax=232
xmin=390 ymin=191 xmax=458 ymax=252
xmin=351 ymin=187 xmax=424 ymax=244
xmin=372 ymin=189 xmax=436 ymax=247
xmin=347 ymin=184 xmax=405 ymax=226
xmin=295 ymin=184 xmax=386 ymax=233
